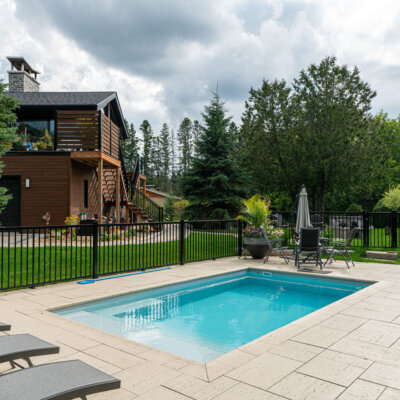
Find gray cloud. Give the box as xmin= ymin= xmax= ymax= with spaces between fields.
xmin=5 ymin=0 xmax=400 ymax=133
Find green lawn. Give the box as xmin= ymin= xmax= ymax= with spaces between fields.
xmin=0 ymin=233 xmax=238 ymax=290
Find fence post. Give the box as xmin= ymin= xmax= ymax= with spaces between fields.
xmin=238 ymin=219 xmax=243 ymax=257
xmin=179 ymin=219 xmax=185 ymax=265
xmin=362 ymin=211 xmax=369 ymax=248
xmin=92 ymin=220 xmax=98 ymax=279
xmin=31 ymin=228 xmax=35 ymax=289
xmin=391 ymin=211 xmax=398 ymax=249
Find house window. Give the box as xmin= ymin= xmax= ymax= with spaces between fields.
xmin=84 ymin=179 xmax=89 ymax=208
xmin=14 ymin=120 xmax=55 ymax=151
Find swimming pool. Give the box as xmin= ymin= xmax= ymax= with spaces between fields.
xmin=54 ymin=269 xmax=371 ymax=362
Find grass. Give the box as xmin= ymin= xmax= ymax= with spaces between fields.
xmin=348 ymin=247 xmax=400 ymax=264
xmin=0 ymin=232 xmax=238 ymax=289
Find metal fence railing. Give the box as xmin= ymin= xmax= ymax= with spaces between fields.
xmin=273 ymin=210 xmax=400 ymax=249
xmin=0 ymin=219 xmax=240 ymax=291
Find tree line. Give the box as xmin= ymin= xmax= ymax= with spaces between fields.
xmin=121 ymin=56 xmax=400 ymax=218
xmin=120 ymin=117 xmax=202 ymax=195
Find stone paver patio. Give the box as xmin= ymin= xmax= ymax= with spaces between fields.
xmin=1 ymin=256 xmax=400 ymax=399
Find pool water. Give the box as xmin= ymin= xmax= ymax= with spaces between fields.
xmin=55 ymin=269 xmax=371 ymax=362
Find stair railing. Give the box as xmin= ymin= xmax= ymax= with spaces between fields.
xmin=120 ymin=146 xmax=163 ymax=221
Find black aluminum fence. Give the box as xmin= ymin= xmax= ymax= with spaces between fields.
xmin=273 ymin=210 xmax=400 ymax=249
xmin=0 ymin=219 xmax=241 ymax=291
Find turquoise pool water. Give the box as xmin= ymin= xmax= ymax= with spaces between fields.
xmin=55 ymin=270 xmax=371 ymax=362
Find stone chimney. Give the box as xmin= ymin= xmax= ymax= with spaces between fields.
xmin=7 ymin=56 xmax=40 ymax=92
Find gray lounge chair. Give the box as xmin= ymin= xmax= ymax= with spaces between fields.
xmin=0 ymin=334 xmax=59 ymax=368
xmin=0 ymin=322 xmax=11 ymax=331
xmin=0 ymin=359 xmax=121 ymax=400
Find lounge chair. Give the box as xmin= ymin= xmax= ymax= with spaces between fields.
xmin=296 ymin=228 xmax=323 ymax=270
xmin=261 ymin=226 xmax=289 ymax=264
xmin=0 ymin=334 xmax=59 ymax=368
xmin=0 ymin=322 xmax=11 ymax=332
xmin=0 ymin=359 xmax=121 ymax=400
xmin=323 ymin=227 xmax=357 ymax=268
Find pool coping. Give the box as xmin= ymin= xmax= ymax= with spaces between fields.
xmin=49 ymin=266 xmax=379 ymax=364
xmin=2 ymin=257 xmax=400 ymax=399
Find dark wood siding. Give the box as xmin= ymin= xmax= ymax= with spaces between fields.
xmin=111 ymin=121 xmax=119 ymax=159
xmin=101 ymin=114 xmax=111 ymax=155
xmin=2 ymin=154 xmax=70 ymax=226
xmin=0 ymin=176 xmax=20 ymax=226
xmin=70 ymin=161 xmax=98 ymax=219
xmin=56 ymin=110 xmax=99 ymax=151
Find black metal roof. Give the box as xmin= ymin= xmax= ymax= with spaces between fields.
xmin=6 ymin=91 xmax=128 ymax=138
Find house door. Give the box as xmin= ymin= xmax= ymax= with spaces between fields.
xmin=0 ymin=176 xmax=21 ymax=226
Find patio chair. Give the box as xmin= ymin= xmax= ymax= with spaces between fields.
xmin=0 ymin=359 xmax=121 ymax=400
xmin=296 ymin=228 xmax=323 ymax=270
xmin=324 ymin=227 xmax=357 ymax=268
xmin=0 ymin=334 xmax=59 ymax=369
xmin=261 ymin=226 xmax=289 ymax=264
xmin=0 ymin=322 xmax=11 ymax=332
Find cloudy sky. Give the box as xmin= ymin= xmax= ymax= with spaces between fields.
xmin=0 ymin=0 xmax=399 ymax=134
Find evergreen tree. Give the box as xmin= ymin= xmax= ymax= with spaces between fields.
xmin=159 ymin=123 xmax=171 ymax=191
xmin=121 ymin=120 xmax=140 ymax=171
xmin=182 ymin=93 xmax=248 ymax=219
xmin=169 ymin=128 xmax=178 ymax=193
xmin=192 ymin=120 xmax=201 ymax=157
xmin=151 ymin=135 xmax=162 ymax=187
xmin=140 ymin=120 xmax=154 ymax=178
xmin=177 ymin=117 xmax=192 ymax=174
xmin=0 ymin=81 xmax=18 ymax=215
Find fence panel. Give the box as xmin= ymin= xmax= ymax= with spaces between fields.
xmin=97 ymin=222 xmax=180 ymax=275
xmin=185 ymin=220 xmax=239 ymax=262
xmin=0 ymin=225 xmax=93 ymax=290
xmin=274 ymin=210 xmax=398 ymax=249
xmin=0 ymin=219 xmax=241 ymax=291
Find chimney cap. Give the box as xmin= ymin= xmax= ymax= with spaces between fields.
xmin=7 ymin=56 xmax=40 ymax=76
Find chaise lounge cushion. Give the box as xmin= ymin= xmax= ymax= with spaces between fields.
xmin=0 ymin=359 xmax=121 ymax=399
xmin=0 ymin=334 xmax=59 ymax=364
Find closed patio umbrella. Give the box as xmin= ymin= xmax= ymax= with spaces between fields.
xmin=296 ymin=185 xmax=311 ymax=234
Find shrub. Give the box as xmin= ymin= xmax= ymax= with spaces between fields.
xmin=173 ymin=199 xmax=189 ymax=220
xmin=346 ymin=203 xmax=363 ymax=212
xmin=382 ymin=185 xmax=400 ymax=211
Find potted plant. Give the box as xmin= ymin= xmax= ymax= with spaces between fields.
xmin=13 ymin=138 xmax=27 ymax=150
xmin=238 ymin=195 xmax=272 ymax=259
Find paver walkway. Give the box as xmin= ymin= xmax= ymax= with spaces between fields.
xmin=1 ymin=257 xmax=400 ymax=399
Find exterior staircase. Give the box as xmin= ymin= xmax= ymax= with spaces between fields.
xmin=120 ymin=148 xmax=163 ymax=223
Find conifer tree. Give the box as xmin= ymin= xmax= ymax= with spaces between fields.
xmin=182 ymin=93 xmax=248 ymax=219
xmin=0 ymin=81 xmax=18 ymax=214
xmin=169 ymin=128 xmax=178 ymax=192
xmin=192 ymin=120 xmax=201 ymax=157
xmin=140 ymin=120 xmax=154 ymax=178
xmin=151 ymin=135 xmax=162 ymax=188
xmin=159 ymin=123 xmax=171 ymax=191
xmin=177 ymin=117 xmax=192 ymax=174
xmin=121 ymin=120 xmax=140 ymax=171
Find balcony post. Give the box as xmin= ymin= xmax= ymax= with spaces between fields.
xmin=116 ymin=166 xmax=121 ymax=224
xmin=97 ymin=158 xmax=103 ymax=223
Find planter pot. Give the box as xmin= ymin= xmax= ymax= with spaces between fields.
xmin=243 ymin=237 xmax=270 ymax=259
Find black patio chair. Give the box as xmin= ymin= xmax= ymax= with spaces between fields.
xmin=324 ymin=227 xmax=357 ymax=268
xmin=261 ymin=226 xmax=290 ymax=264
xmin=296 ymin=228 xmax=323 ymax=270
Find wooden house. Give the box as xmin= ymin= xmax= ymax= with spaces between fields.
xmin=1 ymin=57 xmax=162 ymax=226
